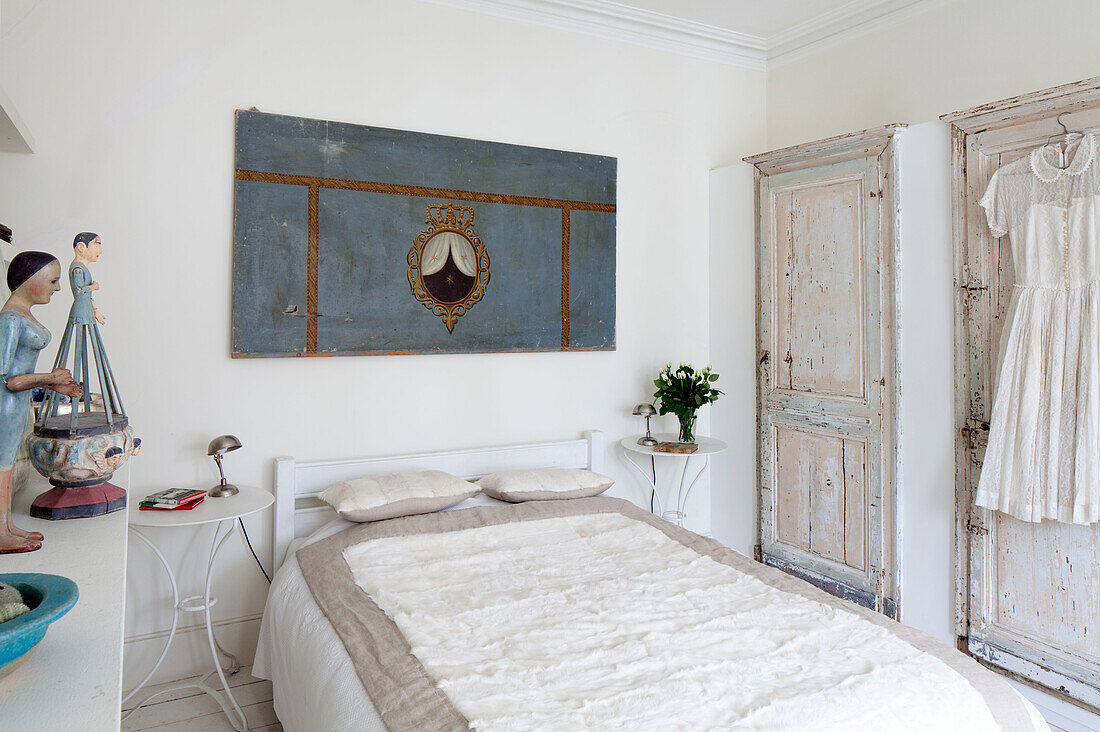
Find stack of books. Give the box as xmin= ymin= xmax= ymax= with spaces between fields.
xmin=139 ymin=488 xmax=207 ymax=511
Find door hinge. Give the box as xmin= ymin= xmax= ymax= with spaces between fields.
xmin=753 ymin=544 xmax=763 ymax=562
xmin=959 ymin=266 xmax=988 ymax=293
xmin=962 ymin=418 xmax=990 ymax=446
xmin=966 ymin=520 xmax=989 ymax=537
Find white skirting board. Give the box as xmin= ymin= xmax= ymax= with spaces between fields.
xmin=123 ymin=614 xmax=263 ymax=690
xmin=1010 ymin=680 xmax=1100 ymax=732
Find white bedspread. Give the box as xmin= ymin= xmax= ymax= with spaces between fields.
xmin=254 ymin=516 xmax=388 ymax=732
xmin=344 ymin=512 xmax=1003 ymax=731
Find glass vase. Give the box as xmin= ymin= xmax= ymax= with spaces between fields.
xmin=677 ymin=412 xmax=697 ymax=443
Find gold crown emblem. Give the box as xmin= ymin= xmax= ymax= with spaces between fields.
xmin=425 ymin=203 xmax=475 ymax=231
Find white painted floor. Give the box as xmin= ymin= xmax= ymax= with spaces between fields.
xmin=121 ymin=666 xmax=280 ymax=731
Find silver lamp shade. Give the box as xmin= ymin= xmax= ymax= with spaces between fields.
xmin=207 ymin=435 xmax=242 ymax=497
xmin=632 ymin=403 xmax=659 ymax=446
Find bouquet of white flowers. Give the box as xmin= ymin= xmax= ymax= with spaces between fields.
xmin=652 ymin=363 xmax=721 ymax=443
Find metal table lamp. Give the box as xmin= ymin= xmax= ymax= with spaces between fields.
xmin=208 ymin=435 xmax=242 ymax=497
xmin=633 ymin=403 xmax=659 ymax=446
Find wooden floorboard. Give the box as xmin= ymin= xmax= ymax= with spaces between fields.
xmin=122 ymin=665 xmax=280 ymax=731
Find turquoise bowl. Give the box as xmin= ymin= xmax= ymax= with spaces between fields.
xmin=0 ymin=573 xmax=78 ymax=680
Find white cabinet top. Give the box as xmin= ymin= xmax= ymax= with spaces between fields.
xmin=4 ymin=474 xmax=127 ymax=731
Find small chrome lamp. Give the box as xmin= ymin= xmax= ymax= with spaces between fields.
xmin=207 ymin=435 xmax=242 ymax=497
xmin=633 ymin=403 xmax=659 ymax=446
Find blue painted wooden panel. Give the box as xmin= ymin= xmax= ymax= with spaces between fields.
xmin=235 ymin=112 xmax=616 ymax=205
xmin=316 ymin=192 xmax=562 ymax=353
xmin=569 ymin=210 xmax=617 ymax=350
xmin=231 ymin=110 xmax=616 ymax=357
xmin=231 ymin=181 xmax=308 ymax=355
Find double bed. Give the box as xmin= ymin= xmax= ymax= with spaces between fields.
xmin=253 ymin=432 xmax=1048 ymax=731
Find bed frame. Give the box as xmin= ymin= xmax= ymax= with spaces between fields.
xmin=273 ymin=430 xmax=604 ymax=571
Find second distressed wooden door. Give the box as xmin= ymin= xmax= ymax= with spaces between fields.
xmin=945 ymin=82 xmax=1100 ymax=710
xmin=746 ymin=127 xmax=901 ymax=616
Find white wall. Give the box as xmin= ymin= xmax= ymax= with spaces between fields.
xmin=707 ymin=164 xmax=757 ymax=555
xmin=897 ymin=122 xmax=955 ymax=643
xmin=0 ymin=0 xmax=765 ymax=684
xmin=767 ymin=0 xmax=1100 ymax=149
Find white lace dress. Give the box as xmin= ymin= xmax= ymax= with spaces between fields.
xmin=976 ymin=133 xmax=1100 ymax=524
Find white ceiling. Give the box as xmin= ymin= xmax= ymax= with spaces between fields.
xmin=611 ymin=0 xmax=863 ymax=40
xmin=426 ymin=0 xmax=946 ymax=69
xmin=3 ymin=0 xmax=943 ymax=72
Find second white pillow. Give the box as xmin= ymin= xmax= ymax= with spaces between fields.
xmin=478 ymin=468 xmax=613 ymax=502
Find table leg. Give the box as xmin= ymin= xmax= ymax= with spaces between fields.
xmin=122 ymin=527 xmax=181 ymax=713
xmin=674 ymin=454 xmax=710 ymax=526
xmin=122 ymin=522 xmax=248 ymax=731
xmin=659 ymin=457 xmax=689 ymax=526
xmin=622 ymin=450 xmax=662 ymax=515
xmin=204 ymin=519 xmax=248 ymax=731
xmin=205 ymin=521 xmax=242 ymax=674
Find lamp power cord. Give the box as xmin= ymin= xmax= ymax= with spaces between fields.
xmin=238 ymin=518 xmax=271 ymax=584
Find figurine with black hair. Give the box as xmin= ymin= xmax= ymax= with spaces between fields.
xmin=69 ymin=232 xmax=106 ymax=326
xmin=0 ymin=252 xmax=82 ymax=553
xmin=28 ymin=232 xmax=135 ymax=520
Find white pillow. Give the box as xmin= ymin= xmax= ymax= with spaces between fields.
xmin=319 ymin=470 xmax=478 ymax=522
xmin=477 ymin=469 xmax=613 ymax=502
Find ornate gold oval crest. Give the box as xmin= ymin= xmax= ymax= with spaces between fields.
xmin=408 ymin=203 xmax=490 ymax=332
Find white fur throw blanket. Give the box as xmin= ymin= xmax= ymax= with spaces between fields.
xmin=293 ymin=498 xmax=1043 ymax=731
xmin=341 ymin=512 xmax=1001 ymax=730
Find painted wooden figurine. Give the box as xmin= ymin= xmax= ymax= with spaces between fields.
xmin=0 ymin=252 xmax=82 ymax=553
xmin=69 ymin=232 xmax=105 ymax=326
xmin=28 ymin=232 xmax=132 ymax=520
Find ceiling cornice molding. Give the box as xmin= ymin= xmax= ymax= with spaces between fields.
xmin=767 ymin=0 xmax=959 ymax=68
xmin=423 ymin=0 xmax=954 ymax=71
xmin=422 ymin=0 xmax=767 ymax=70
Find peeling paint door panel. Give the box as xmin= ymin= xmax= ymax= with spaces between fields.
xmin=775 ymin=426 xmax=867 ymax=570
xmin=750 ymin=129 xmax=900 ymax=617
xmin=774 ymin=182 xmax=865 ymax=398
xmin=951 ymin=98 xmax=1100 ymax=708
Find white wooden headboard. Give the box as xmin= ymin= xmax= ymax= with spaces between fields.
xmin=273 ymin=430 xmax=603 ymax=571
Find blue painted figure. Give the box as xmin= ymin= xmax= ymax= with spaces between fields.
xmin=68 ymin=232 xmax=104 ymax=326
xmin=38 ymin=232 xmax=126 ymax=436
xmin=0 ymin=253 xmax=82 ymax=553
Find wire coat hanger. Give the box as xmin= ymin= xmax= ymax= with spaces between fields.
xmin=1043 ymin=112 xmax=1084 ymax=170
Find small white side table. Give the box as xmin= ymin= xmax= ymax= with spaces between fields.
xmin=124 ymin=485 xmax=273 ymax=732
xmin=620 ymin=434 xmax=728 ymax=527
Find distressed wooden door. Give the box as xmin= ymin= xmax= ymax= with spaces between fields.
xmin=746 ymin=126 xmax=902 ymax=616
xmin=944 ymin=80 xmax=1100 ymax=710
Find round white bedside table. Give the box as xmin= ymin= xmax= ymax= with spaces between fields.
xmin=123 ymin=485 xmax=273 ymax=732
xmin=620 ymin=434 xmax=728 ymax=527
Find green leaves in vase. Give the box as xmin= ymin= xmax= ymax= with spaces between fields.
xmin=652 ymin=363 xmax=722 ymax=443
